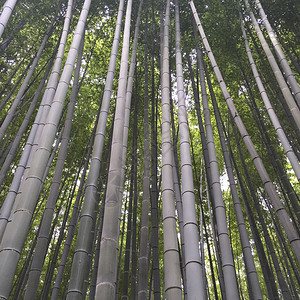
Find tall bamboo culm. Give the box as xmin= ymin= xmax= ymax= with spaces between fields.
xmin=160 ymin=0 xmax=182 ymax=298
xmin=174 ymin=1 xmax=205 ymax=299
xmin=95 ymin=0 xmax=133 ymax=298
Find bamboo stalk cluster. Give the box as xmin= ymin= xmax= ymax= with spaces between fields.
xmin=0 ymin=0 xmax=299 ymax=299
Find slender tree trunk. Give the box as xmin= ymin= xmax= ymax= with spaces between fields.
xmin=160 ymin=1 xmax=182 ymax=298
xmin=121 ymin=138 xmax=136 ymax=300
xmin=65 ymin=1 xmax=127 ymax=298
xmin=130 ymin=94 xmax=139 ymax=299
xmin=197 ymin=29 xmax=240 ymax=300
xmin=150 ymin=10 xmax=161 ymax=296
xmin=95 ymin=0 xmax=133 ymax=298
xmin=174 ymin=1 xmax=205 ymax=298
xmin=137 ymin=9 xmax=150 ymax=297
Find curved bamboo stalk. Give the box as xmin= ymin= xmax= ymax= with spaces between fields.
xmin=190 ymin=0 xmax=300 ymax=262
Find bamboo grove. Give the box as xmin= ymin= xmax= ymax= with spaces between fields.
xmin=0 ymin=0 xmax=299 ymax=298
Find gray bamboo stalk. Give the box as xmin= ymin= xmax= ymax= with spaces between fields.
xmin=174 ymin=1 xmax=204 ymax=298
xmin=194 ymin=22 xmax=240 ymax=300
xmin=96 ymin=0 xmax=142 ymax=296
xmin=116 ymin=2 xmax=144 ymax=295
xmin=0 ymin=0 xmax=74 ymax=241
xmin=0 ymin=0 xmax=18 ymax=38
xmin=119 ymin=0 xmax=143 ymax=204
xmin=115 ymin=189 xmax=128 ymax=299
xmin=0 ymin=0 xmax=91 ymax=297
xmin=150 ymin=17 xmax=161 ymax=297
xmin=241 ymin=16 xmax=300 ymax=182
xmin=89 ymin=117 xmax=113 ymax=300
xmin=95 ymin=0 xmax=133 ymax=298
xmin=190 ymin=0 xmax=300 ymax=262
xmin=208 ymin=67 xmax=263 ymax=299
xmin=0 ymin=18 xmax=55 ymax=142
xmin=160 ymin=0 xmax=182 ymax=298
xmin=172 ymin=149 xmax=186 ymax=281
xmin=243 ymin=0 xmax=300 ymax=129
xmin=89 ymin=203 xmax=105 ymax=300
xmin=130 ymin=97 xmax=139 ymax=299
xmin=254 ymin=0 xmax=300 ymax=105
xmin=138 ymin=10 xmax=150 ymax=298
xmin=24 ymin=33 xmax=84 ymax=300
xmin=121 ymin=147 xmax=136 ymax=299
xmin=169 ymin=73 xmax=186 ymax=289
xmin=169 ymin=79 xmax=185 ymax=267
xmin=205 ymin=176 xmax=226 ymax=300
